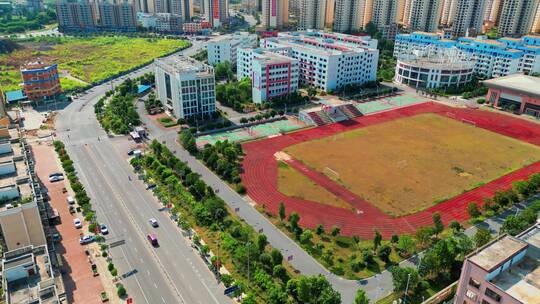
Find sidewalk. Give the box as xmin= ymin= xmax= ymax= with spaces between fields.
xmin=31 ymin=142 xmax=104 ymax=304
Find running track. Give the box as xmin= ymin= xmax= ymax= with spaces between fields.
xmin=241 ymin=102 xmax=540 ymax=238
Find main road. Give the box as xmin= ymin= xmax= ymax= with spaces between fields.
xmin=55 ymin=40 xmax=233 ymax=304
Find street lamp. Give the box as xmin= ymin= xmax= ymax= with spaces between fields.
xmin=404 ymin=273 xmax=411 ymax=304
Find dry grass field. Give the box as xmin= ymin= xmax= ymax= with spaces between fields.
xmin=277 ymin=162 xmax=353 ymax=210
xmin=284 ymin=113 xmax=540 ymax=216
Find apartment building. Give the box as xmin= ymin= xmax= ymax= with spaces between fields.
xmin=97 ymin=0 xmax=137 ymax=31
xmin=155 ymin=56 xmax=216 ymax=119
xmin=298 ymin=0 xmax=327 ymax=30
xmin=407 ymin=0 xmax=441 ymax=32
xmin=454 ymin=224 xmax=540 ymax=304
xmin=207 ymin=33 xmax=257 ymax=65
xmin=20 ymin=61 xmax=62 ymax=103
xmin=371 ymin=0 xmax=399 ymax=39
xmin=260 ymin=31 xmax=379 ymax=91
xmin=153 ymin=0 xmax=191 ymax=21
xmin=332 ymin=0 xmax=364 ymax=32
xmin=203 ymin=0 xmax=227 ymax=28
xmin=237 ymin=48 xmax=300 ymax=103
xmin=56 ymin=0 xmax=98 ymax=32
xmin=451 ymin=0 xmax=487 ymax=38
xmin=440 ymin=0 xmax=457 ymax=26
xmin=394 ymin=32 xmax=540 ymax=77
xmin=2 ymin=245 xmax=66 ymax=304
xmin=497 ymin=0 xmax=539 ymax=37
xmin=261 ymin=0 xmax=288 ymax=29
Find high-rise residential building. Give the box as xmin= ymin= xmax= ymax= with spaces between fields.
xmin=440 ymin=0 xmax=456 ymax=26
xmin=451 ymin=0 xmax=487 ymax=38
xmin=299 ymin=0 xmax=327 ymax=29
xmin=363 ymin=0 xmax=373 ymax=27
xmin=97 ymin=0 xmax=137 ymax=31
xmin=454 ymin=224 xmax=540 ymax=304
xmin=207 ymin=33 xmax=257 ymax=65
xmin=237 ymin=48 xmax=300 ymax=103
xmin=261 ymin=0 xmax=288 ymax=29
xmin=260 ymin=31 xmax=379 ymax=91
xmin=408 ymin=0 xmax=441 ymax=32
xmin=153 ymin=0 xmax=191 ymax=20
xmin=371 ymin=0 xmax=399 ymax=38
xmin=497 ymin=0 xmax=539 ymax=37
xmin=533 ymin=5 xmax=540 ymax=33
xmin=333 ymin=0 xmax=364 ymax=32
xmin=203 ymin=0 xmax=227 ymax=28
xmin=135 ymin=0 xmax=156 ymax=13
xmin=289 ymin=0 xmax=301 ymax=16
xmin=20 ymin=60 xmax=62 ymax=102
xmin=325 ymin=0 xmax=335 ymax=27
xmin=401 ymin=0 xmax=412 ymax=24
xmin=56 ymin=0 xmax=98 ymax=32
xmin=154 ymin=56 xmax=216 ymax=119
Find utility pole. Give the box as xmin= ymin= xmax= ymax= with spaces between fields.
xmin=404 ymin=273 xmax=411 ymax=304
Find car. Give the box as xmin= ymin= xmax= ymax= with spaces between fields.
xmin=66 ymin=196 xmax=75 ymax=205
xmin=79 ymin=235 xmax=95 ymax=245
xmin=127 ymin=149 xmax=135 ymax=156
xmin=49 ymin=175 xmax=64 ymax=182
xmin=52 ymin=233 xmax=61 ymax=242
xmin=49 ymin=172 xmax=63 ymax=178
xmin=73 ymin=218 xmax=82 ymax=229
xmin=146 ymin=184 xmax=157 ymax=190
xmin=147 ymin=233 xmax=158 ymax=246
xmin=149 ymin=218 xmax=158 ymax=227
xmin=100 ymin=224 xmax=109 ymax=235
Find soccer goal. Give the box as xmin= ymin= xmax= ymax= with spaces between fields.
xmin=461 ymin=118 xmax=477 ymax=127
xmin=324 ymin=167 xmax=340 ymax=181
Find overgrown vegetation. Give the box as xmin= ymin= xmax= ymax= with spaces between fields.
xmin=180 ymin=131 xmax=246 ymax=191
xmin=216 ymin=77 xmax=252 ymax=111
xmin=0 ymin=8 xmax=56 ymax=34
xmin=131 ymin=141 xmax=341 ymax=303
xmin=94 ymin=78 xmax=141 ymax=134
xmin=215 ymin=61 xmax=234 ymax=80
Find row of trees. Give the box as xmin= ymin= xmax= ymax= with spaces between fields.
xmin=144 ymin=92 xmax=162 ymax=113
xmin=216 ymin=77 xmax=252 ymax=112
xmin=133 ymin=140 xmax=342 ymax=304
xmin=94 ymin=78 xmax=141 ymax=134
xmin=179 ymin=130 xmax=247 ymax=192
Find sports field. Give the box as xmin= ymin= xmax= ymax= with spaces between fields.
xmin=283 ymin=113 xmax=540 ymax=216
xmin=277 ymin=162 xmax=353 ymax=210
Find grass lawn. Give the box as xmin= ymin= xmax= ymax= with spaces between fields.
xmin=284 ymin=113 xmax=540 ymax=216
xmin=157 ymin=117 xmax=178 ymax=128
xmin=0 ymin=36 xmax=190 ymax=92
xmin=277 ymin=161 xmax=353 ymax=210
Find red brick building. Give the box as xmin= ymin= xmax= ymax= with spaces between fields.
xmin=21 ymin=61 xmax=62 ymax=102
xmin=483 ymin=74 xmax=540 ymax=118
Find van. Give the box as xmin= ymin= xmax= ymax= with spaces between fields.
xmin=67 ymin=196 xmax=75 ymax=205
xmin=147 ymin=233 xmax=158 ymax=246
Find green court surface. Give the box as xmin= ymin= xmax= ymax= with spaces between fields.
xmin=196 ymin=119 xmax=305 ymax=146
xmin=355 ymin=93 xmax=430 ymax=114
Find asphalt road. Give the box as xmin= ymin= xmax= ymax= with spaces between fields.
xmin=55 ymin=40 xmax=232 ymax=304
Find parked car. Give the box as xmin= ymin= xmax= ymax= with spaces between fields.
xmin=67 ymin=196 xmax=75 ymax=205
xmin=49 ymin=175 xmax=64 ymax=182
xmin=73 ymin=218 xmax=82 ymax=229
xmin=147 ymin=233 xmax=158 ymax=246
xmin=52 ymin=233 xmax=61 ymax=242
xmin=146 ymin=184 xmax=157 ymax=190
xmin=127 ymin=149 xmax=135 ymax=156
xmin=100 ymin=224 xmax=109 ymax=235
xmin=79 ymin=235 xmax=95 ymax=245
xmin=49 ymin=172 xmax=63 ymax=178
xmin=149 ymin=218 xmax=158 ymax=227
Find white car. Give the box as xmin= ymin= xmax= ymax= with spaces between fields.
xmin=149 ymin=218 xmax=158 ymax=228
xmin=73 ymin=218 xmax=82 ymax=229
xmin=49 ymin=175 xmax=64 ymax=182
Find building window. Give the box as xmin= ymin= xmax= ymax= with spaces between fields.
xmin=485 ymin=288 xmax=501 ymax=302
xmin=165 ymin=73 xmax=172 ymax=100
xmin=469 ymin=278 xmax=481 ymax=289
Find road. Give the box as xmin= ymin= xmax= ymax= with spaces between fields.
xmin=55 ymin=40 xmax=232 ymax=304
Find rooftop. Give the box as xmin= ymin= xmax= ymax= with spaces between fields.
xmin=252 ymin=49 xmax=296 ymax=65
xmin=155 ymin=55 xmax=213 ymax=76
xmin=468 ymin=235 xmax=528 ymax=271
xmin=482 ymin=74 xmax=540 ymax=98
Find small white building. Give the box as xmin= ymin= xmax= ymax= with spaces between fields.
xmin=154 ymin=55 xmax=216 ymax=119
xmin=206 ymin=33 xmax=257 ymax=66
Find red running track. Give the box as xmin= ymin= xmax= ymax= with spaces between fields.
xmin=241 ymin=102 xmax=540 ymax=238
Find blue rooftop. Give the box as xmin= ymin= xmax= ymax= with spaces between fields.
xmin=137 ymin=84 xmax=151 ymax=95
xmin=5 ymin=90 xmax=26 ymax=103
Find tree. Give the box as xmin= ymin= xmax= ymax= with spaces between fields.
xmin=354 ymin=289 xmax=369 ymax=304
xmin=373 ymin=230 xmax=382 ymax=251
xmin=474 ymin=228 xmax=491 ymax=248
xmin=467 ymin=202 xmax=481 ymax=218
xmin=300 ymin=229 xmax=313 ymax=244
xmin=391 ymin=234 xmax=399 ymax=244
xmin=378 ymin=244 xmax=392 ymax=264
xmin=449 ymin=220 xmax=463 ymax=233
xmin=397 ymin=235 xmax=416 ymax=256
xmin=117 ymin=284 xmax=127 ymax=297
xmin=271 ymin=248 xmax=283 ymax=266
xmin=279 ymin=202 xmax=286 ymax=221
xmin=286 ymin=275 xmax=341 ymax=304
xmin=257 ymin=234 xmax=268 ymax=252
xmin=415 ymin=226 xmax=434 ymax=248
xmin=501 ymin=215 xmax=528 ymax=236
xmin=390 ymin=267 xmax=419 ymax=294
xmin=330 ymin=226 xmax=341 ymax=237
xmin=432 ymin=212 xmax=444 ymax=236
xmin=316 ymin=224 xmax=325 ymax=235
xmin=288 ymin=212 xmax=300 ymax=233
